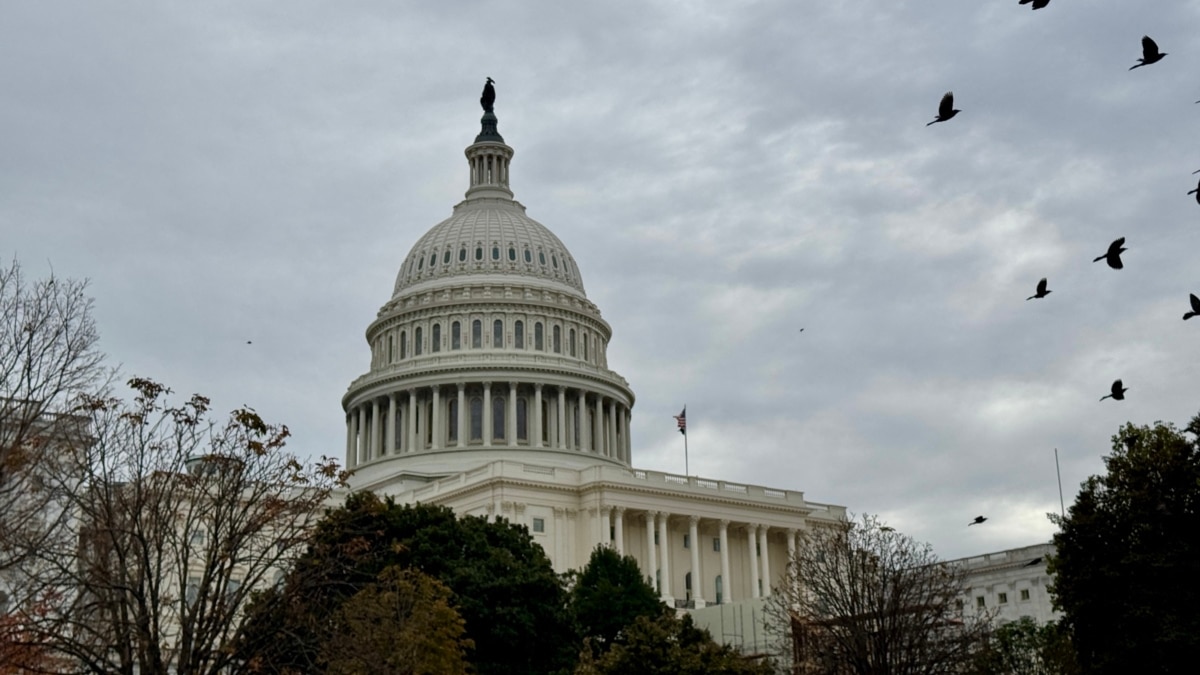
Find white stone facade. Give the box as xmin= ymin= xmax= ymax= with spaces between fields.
xmin=342 ymin=106 xmax=847 ymax=607
xmin=952 ymin=542 xmax=1059 ymax=626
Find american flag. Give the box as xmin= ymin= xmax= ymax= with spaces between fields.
xmin=673 ymin=407 xmax=686 ymax=435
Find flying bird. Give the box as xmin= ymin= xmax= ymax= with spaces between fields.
xmin=1183 ymin=293 xmax=1200 ymax=320
xmin=1189 ymin=179 xmax=1200 ymax=205
xmin=926 ymin=92 xmax=960 ymax=126
xmin=246 ymin=341 xmax=253 ymax=345
xmin=969 ymin=516 xmax=987 ymax=526
xmin=1093 ymin=237 xmax=1126 ymax=269
xmin=1129 ymin=36 xmax=1167 ymax=70
xmin=480 ymin=77 xmax=496 ymax=113
xmin=1019 ymin=0 xmax=1051 ymax=8
xmin=1026 ymin=278 xmax=1051 ymax=301
xmin=1100 ymin=379 xmax=1128 ymax=402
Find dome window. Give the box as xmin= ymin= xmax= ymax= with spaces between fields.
xmin=553 ymin=325 xmax=561 ymax=354
xmin=508 ymin=246 xmax=516 ymax=261
xmin=524 ymin=249 xmax=532 ymax=263
xmin=400 ymin=331 xmax=407 ymax=359
xmin=569 ymin=329 xmax=576 ymax=357
xmin=470 ymin=397 xmax=483 ymax=441
xmin=443 ymin=250 xmax=451 ymax=265
xmin=414 ymin=327 xmax=423 ymax=356
xmin=516 ymin=398 xmax=528 ymax=441
xmin=429 ymin=253 xmax=437 ymax=268
xmin=493 ymin=319 xmax=503 ymax=348
xmin=514 ymin=321 xmax=524 ymax=349
xmin=451 ymin=321 xmax=461 ymax=350
xmin=447 ymin=400 xmax=458 ymax=443
xmin=535 ymin=322 xmax=544 ymax=351
xmin=551 ymin=254 xmax=558 ymax=269
xmin=475 ymin=247 xmax=483 ymax=261
xmin=539 ymin=251 xmax=546 ymax=266
xmin=492 ymin=246 xmax=500 ymax=260
xmin=472 ymin=320 xmax=482 ymax=348
xmin=492 ymin=397 xmax=505 ymax=441
xmin=431 ymin=324 xmax=441 ymax=353
xmin=417 ymin=257 xmax=424 ymax=271
xmin=583 ymin=334 xmax=588 ymax=361
xmin=459 ymin=247 xmax=467 ymax=262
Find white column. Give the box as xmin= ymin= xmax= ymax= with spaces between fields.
xmin=508 ymin=382 xmax=518 ymax=447
xmin=407 ymin=390 xmax=418 ymax=452
xmin=748 ymin=525 xmax=761 ymax=599
xmin=689 ymin=516 xmax=704 ymax=607
xmin=457 ymin=383 xmax=466 ymax=447
xmin=600 ymin=506 xmax=611 ymax=549
xmin=608 ymin=400 xmax=618 ymax=459
xmin=658 ymin=513 xmax=672 ymax=602
xmin=719 ymin=520 xmax=731 ymax=603
xmin=759 ymin=526 xmax=771 ymax=597
xmin=533 ymin=384 xmax=544 ymax=448
xmin=483 ymin=382 xmax=492 ymax=445
xmin=614 ymin=507 xmax=625 ymax=555
xmin=431 ymin=386 xmax=442 ymax=450
xmin=346 ymin=412 xmax=357 ymax=468
xmin=370 ymin=399 xmax=381 ymax=459
xmin=594 ymin=395 xmax=604 ymax=455
xmin=386 ymin=394 xmax=397 ymax=455
xmin=787 ymin=528 xmax=797 ymax=562
xmin=624 ymin=409 xmax=632 ymax=462
xmin=357 ymin=406 xmax=367 ymax=462
xmin=577 ymin=391 xmax=588 ymax=451
xmin=557 ymin=388 xmax=567 ymax=449
xmin=644 ymin=511 xmax=658 ymax=591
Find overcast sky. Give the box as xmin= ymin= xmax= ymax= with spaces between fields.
xmin=4 ymin=1 xmax=1199 ymax=560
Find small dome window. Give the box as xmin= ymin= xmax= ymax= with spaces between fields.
xmin=475 ymin=246 xmax=483 ymax=261
xmin=539 ymin=251 xmax=546 ymax=265
xmin=429 ymin=253 xmax=437 ymax=268
xmin=459 ymin=247 xmax=467 ymax=262
xmin=551 ymin=254 xmax=558 ymax=269
xmin=492 ymin=246 xmax=500 ymax=260
xmin=417 ymin=257 xmax=424 ymax=271
xmin=524 ymin=249 xmax=532 ymax=263
xmin=443 ymin=250 xmax=451 ymax=265
xmin=508 ymin=246 xmax=516 ymax=261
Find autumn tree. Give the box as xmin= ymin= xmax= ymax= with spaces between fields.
xmin=1048 ymin=413 xmax=1200 ymax=674
xmin=767 ymin=514 xmax=991 ymax=675
xmin=2 ymin=377 xmax=345 ymax=675
xmin=574 ymin=611 xmax=774 ymax=675
xmin=569 ymin=545 xmax=665 ymax=656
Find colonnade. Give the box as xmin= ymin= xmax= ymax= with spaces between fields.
xmin=345 ymin=382 xmax=631 ymax=467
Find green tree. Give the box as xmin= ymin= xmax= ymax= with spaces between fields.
xmin=575 ymin=612 xmax=773 ymax=675
xmin=239 ymin=493 xmax=577 ymax=675
xmin=1048 ymin=413 xmax=1200 ymax=674
xmin=971 ymin=617 xmax=1079 ymax=675
xmin=321 ymin=565 xmax=472 ymax=675
xmin=570 ymin=545 xmax=665 ymax=654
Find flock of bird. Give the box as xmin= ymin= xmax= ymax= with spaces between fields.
xmin=926 ymin=13 xmax=1195 ymax=529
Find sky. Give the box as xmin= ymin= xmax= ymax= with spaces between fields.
xmin=3 ymin=1 xmax=1199 ymax=560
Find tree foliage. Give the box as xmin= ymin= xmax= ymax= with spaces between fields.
xmin=570 ymin=545 xmax=665 ymax=654
xmin=2 ymin=377 xmax=345 ymax=675
xmin=970 ymin=617 xmax=1079 ymax=675
xmin=239 ymin=493 xmax=576 ymax=675
xmin=1048 ymin=413 xmax=1200 ymax=674
xmin=574 ymin=612 xmax=774 ymax=675
xmin=767 ymin=514 xmax=990 ymax=675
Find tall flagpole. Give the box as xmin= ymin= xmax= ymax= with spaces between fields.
xmin=684 ymin=424 xmax=689 ymax=477
xmin=674 ymin=405 xmax=688 ymax=476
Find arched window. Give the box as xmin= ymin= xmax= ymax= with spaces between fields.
xmin=572 ymin=405 xmax=579 ymax=447
xmin=414 ymin=327 xmax=423 ymax=356
xmin=472 ymin=320 xmax=482 ymax=348
xmin=429 ymin=253 xmax=437 ymax=268
xmin=553 ymin=325 xmax=561 ymax=354
xmin=388 ymin=335 xmax=394 ymax=363
xmin=451 ymin=321 xmax=461 ymax=350
xmin=431 ymin=324 xmax=441 ymax=353
xmin=552 ymin=254 xmax=558 ymax=269
xmin=492 ymin=245 xmax=500 ymax=260
xmin=583 ymin=333 xmax=588 ymax=361
xmin=443 ymin=250 xmax=451 ymax=265
xmin=514 ymin=321 xmax=524 ymax=349
xmin=535 ymin=322 xmax=544 ymax=350
xmin=447 ymin=399 xmax=458 ymax=443
xmin=569 ymin=329 xmax=576 ymax=357
xmin=400 ymin=331 xmax=407 ymax=359
xmin=493 ymin=396 xmax=506 ymax=441
xmin=715 ymin=576 xmax=723 ymax=605
xmin=459 ymin=247 xmax=467 ymax=262
xmin=417 ymin=256 xmax=424 ymax=271
xmin=524 ymin=249 xmax=532 ymax=263
xmin=516 ymin=398 xmax=528 ymax=441
xmin=508 ymin=246 xmax=516 ymax=261
xmin=493 ymin=319 xmax=503 ymax=348
xmin=475 ymin=246 xmax=483 ymax=261
xmin=470 ymin=398 xmax=483 ymax=441
xmin=539 ymin=251 xmax=546 ymax=265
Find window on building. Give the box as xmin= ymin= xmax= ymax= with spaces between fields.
xmin=572 ymin=405 xmax=579 ymax=447
xmin=448 ymin=400 xmax=458 ymax=443
xmin=976 ymin=596 xmax=986 ymax=609
xmin=514 ymin=320 xmax=524 ymax=349
xmin=535 ymin=322 xmax=544 ymax=350
xmin=470 ymin=397 xmax=483 ymax=441
xmin=475 ymin=246 xmax=483 ymax=261
xmin=583 ymin=334 xmax=588 ymax=361
xmin=400 ymin=331 xmax=407 ymax=359
xmin=1020 ymin=589 xmax=1030 ymax=601
xmin=539 ymin=251 xmax=546 ymax=265
xmin=493 ymin=396 xmax=505 ymax=440
xmin=429 ymin=253 xmax=437 ymax=268
xmin=553 ymin=325 xmax=561 ymax=353
xmin=414 ymin=326 xmax=423 ymax=356
xmin=508 ymin=246 xmax=516 ymax=261
xmin=459 ymin=247 xmax=467 ymax=262
xmin=225 ymin=578 xmax=242 ymax=600
xmin=493 ymin=319 xmax=503 ymax=347
xmin=452 ymin=321 xmax=461 ymax=350
xmin=472 ymin=320 xmax=482 ymax=348
xmin=388 ymin=335 xmax=393 ymax=363
xmin=713 ymin=538 xmax=721 ymax=552
xmin=998 ymin=592 xmax=1008 ymax=604
xmin=516 ymin=398 xmax=528 ymax=441
xmin=189 ymin=529 xmax=205 ymax=547
xmin=431 ymin=323 xmax=441 ymax=352
xmin=186 ymin=576 xmax=201 ymax=604
xmin=444 ymin=250 xmax=451 ymax=265
xmin=569 ymin=329 xmax=576 ymax=356
xmin=715 ymin=576 xmax=723 ymax=605
xmin=532 ymin=517 xmax=545 ymax=533
xmin=524 ymin=249 xmax=532 ymax=263
xmin=683 ymin=534 xmax=690 ymax=549
xmin=492 ymin=246 xmax=500 ymax=260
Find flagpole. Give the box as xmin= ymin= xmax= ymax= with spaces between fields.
xmin=684 ymin=426 xmax=689 ymax=477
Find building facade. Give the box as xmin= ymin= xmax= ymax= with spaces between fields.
xmin=953 ymin=542 xmax=1059 ymax=625
xmin=342 ymin=100 xmax=847 ymax=608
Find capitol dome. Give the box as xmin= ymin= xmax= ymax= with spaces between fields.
xmin=343 ymin=101 xmax=635 ymax=492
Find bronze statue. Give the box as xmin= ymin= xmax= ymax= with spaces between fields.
xmin=481 ymin=77 xmax=496 ymax=113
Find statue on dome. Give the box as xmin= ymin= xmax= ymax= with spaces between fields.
xmin=480 ymin=77 xmax=496 ymax=113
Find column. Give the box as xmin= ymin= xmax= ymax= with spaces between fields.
xmin=457 ymin=383 xmax=466 ymax=447
xmin=431 ymin=386 xmax=442 ymax=450
xmin=624 ymin=409 xmax=632 ymax=462
xmin=577 ymin=390 xmax=588 ymax=452
xmin=658 ymin=514 xmax=672 ymax=602
xmin=407 ymin=390 xmax=418 ymax=453
xmin=613 ymin=507 xmax=625 ymax=555
xmin=371 ymin=399 xmax=381 ymax=459
xmin=346 ymin=412 xmax=357 ymax=468
xmin=533 ymin=384 xmax=544 ymax=448
xmin=644 ymin=512 xmax=657 ymax=591
xmin=508 ymin=382 xmax=518 ymax=447
xmin=719 ymin=520 xmax=731 ymax=603
xmin=386 ymin=394 xmax=397 ymax=455
xmin=557 ymin=388 xmax=567 ymax=449
xmin=594 ymin=395 xmax=604 ymax=456
xmin=600 ymin=506 xmax=611 ymax=549
xmin=483 ymin=382 xmax=492 ymax=445
xmin=786 ymin=528 xmax=797 ymax=563
xmin=357 ymin=406 xmax=367 ymax=463
xmin=689 ymin=516 xmax=704 ymax=607
xmin=608 ymin=400 xmax=618 ymax=460
xmin=748 ymin=525 xmax=761 ymax=599
xmin=759 ymin=526 xmax=771 ymax=597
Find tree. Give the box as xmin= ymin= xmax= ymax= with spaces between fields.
xmin=767 ymin=514 xmax=990 ymax=675
xmin=570 ymin=545 xmax=665 ymax=655
xmin=1 ymin=258 xmax=105 ymax=576
xmin=1048 ymin=413 xmax=1200 ymax=674
xmin=574 ymin=612 xmax=774 ymax=675
xmin=970 ymin=617 xmax=1079 ymax=675
xmin=320 ymin=565 xmax=472 ymax=675
xmin=238 ymin=494 xmax=577 ymax=675
xmin=3 ymin=377 xmax=345 ymax=675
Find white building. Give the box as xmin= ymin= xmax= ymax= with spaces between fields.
xmin=341 ymin=99 xmax=846 ymax=609
xmin=953 ymin=542 xmax=1059 ymax=625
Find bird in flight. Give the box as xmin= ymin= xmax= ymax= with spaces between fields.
xmin=1026 ymin=278 xmax=1051 ymax=301
xmin=1093 ymin=237 xmax=1126 ymax=269
xmin=1183 ymin=293 xmax=1200 ymax=320
xmin=926 ymin=92 xmax=960 ymax=126
xmin=1100 ymin=379 xmax=1128 ymax=402
xmin=1189 ymin=180 xmax=1200 ymax=205
xmin=1019 ymin=0 xmax=1050 ymax=8
xmin=968 ymin=516 xmax=987 ymax=526
xmin=1129 ymin=36 xmax=1167 ymax=70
